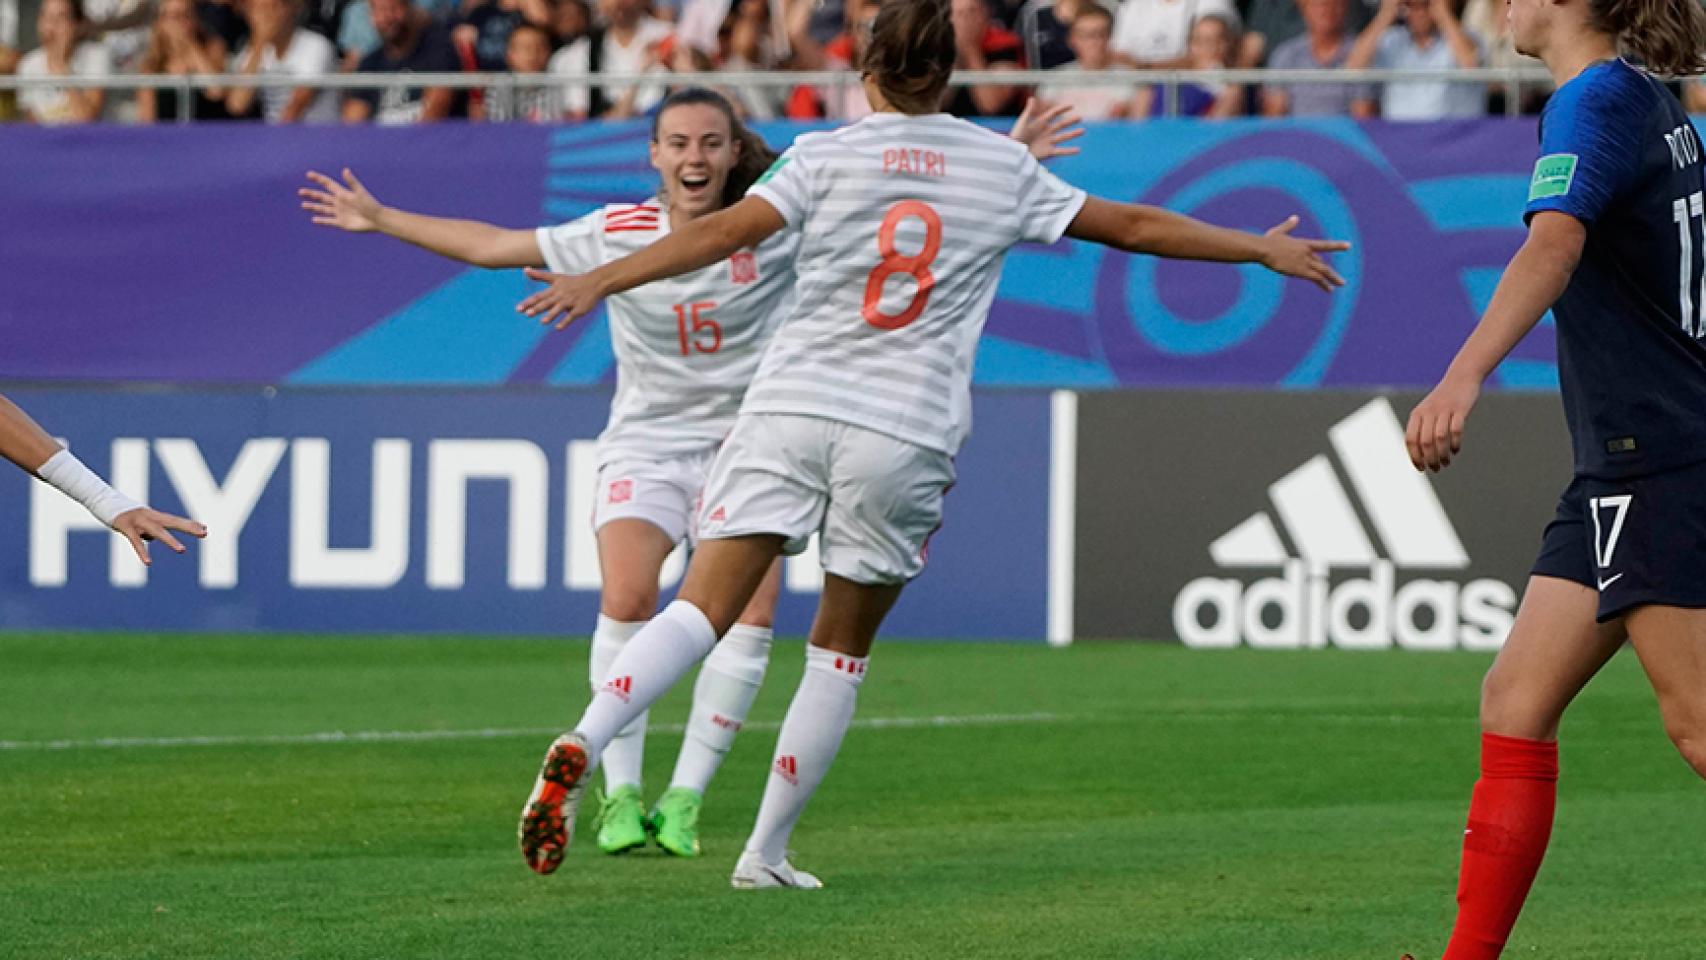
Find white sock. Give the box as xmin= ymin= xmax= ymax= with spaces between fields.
xmin=575 ymin=600 xmax=719 ymax=770
xmin=746 ymin=645 xmax=867 ymax=864
xmin=589 ymin=615 xmax=647 ymax=792
xmin=669 ymin=623 xmax=773 ymax=795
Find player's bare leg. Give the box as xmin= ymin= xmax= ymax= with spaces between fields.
xmin=1434 ymin=576 xmax=1625 ymax=959
xmin=655 ymin=559 xmax=784 ymax=857
xmin=734 ymin=574 xmax=904 ymax=889
xmin=520 ymin=535 xmax=781 ymax=874
xmin=1623 ymin=605 xmax=1706 ymax=779
xmin=587 ymin=519 xmax=675 ymax=854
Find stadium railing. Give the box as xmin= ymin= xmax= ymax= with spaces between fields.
xmin=0 ymin=67 xmax=1557 ymax=123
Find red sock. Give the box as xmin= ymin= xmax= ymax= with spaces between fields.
xmin=1441 ymin=733 xmax=1559 ymax=960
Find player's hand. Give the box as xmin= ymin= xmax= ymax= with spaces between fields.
xmin=1258 ymin=215 xmax=1350 ymax=292
xmin=1010 ymin=97 xmax=1084 ymax=161
xmin=111 ymin=507 xmax=208 ymax=567
xmin=299 ymin=168 xmax=384 ymax=233
xmin=518 ymin=267 xmax=604 ymax=330
xmin=1406 ymin=375 xmax=1479 ymax=472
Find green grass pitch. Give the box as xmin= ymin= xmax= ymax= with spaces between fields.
xmin=2 ymin=633 xmax=1702 ymax=959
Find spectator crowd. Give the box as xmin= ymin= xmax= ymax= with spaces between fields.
xmin=0 ymin=0 xmax=1693 ymax=125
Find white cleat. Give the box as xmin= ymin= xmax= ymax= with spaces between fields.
xmin=730 ymin=850 xmax=824 ymax=890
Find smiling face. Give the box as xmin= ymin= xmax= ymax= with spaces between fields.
xmin=649 ymin=102 xmax=741 ymax=220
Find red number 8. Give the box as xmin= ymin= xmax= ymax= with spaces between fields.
xmin=862 ymin=200 xmax=943 ymax=331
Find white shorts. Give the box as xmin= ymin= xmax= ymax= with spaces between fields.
xmin=696 ymin=414 xmax=956 ymax=585
xmin=593 ymin=449 xmax=719 ymax=545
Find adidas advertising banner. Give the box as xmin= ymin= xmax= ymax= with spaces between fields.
xmin=0 ymin=388 xmax=1053 ymax=640
xmin=1071 ymin=393 xmax=1573 ymax=650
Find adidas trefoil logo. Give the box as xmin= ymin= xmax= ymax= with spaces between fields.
xmin=1173 ymin=399 xmax=1516 ymax=652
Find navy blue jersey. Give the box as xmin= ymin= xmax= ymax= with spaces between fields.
xmin=1525 ymin=59 xmax=1706 ymax=479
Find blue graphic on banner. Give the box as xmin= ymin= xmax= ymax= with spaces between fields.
xmin=0 ymin=388 xmax=1051 ymax=640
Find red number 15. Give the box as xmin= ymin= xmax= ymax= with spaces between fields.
xmin=674 ymin=301 xmax=721 ymax=355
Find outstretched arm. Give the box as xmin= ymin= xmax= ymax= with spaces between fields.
xmin=1 ymin=393 xmax=207 ymax=564
xmin=299 ymin=168 xmax=545 ymax=268
xmin=1065 ymin=197 xmax=1350 ymax=291
xmin=1406 ymin=211 xmax=1583 ymax=471
xmin=518 ymin=196 xmax=787 ymax=329
xmin=0 ymin=394 xmax=62 ymax=473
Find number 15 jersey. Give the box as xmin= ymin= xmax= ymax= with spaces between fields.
xmin=538 ymin=200 xmax=800 ymax=467
xmin=747 ymin=112 xmax=1086 ymax=457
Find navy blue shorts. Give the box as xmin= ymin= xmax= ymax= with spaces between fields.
xmin=1531 ymin=459 xmax=1706 ymax=622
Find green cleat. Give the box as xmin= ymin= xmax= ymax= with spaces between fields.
xmin=648 ymin=787 xmax=704 ymax=858
xmin=593 ymin=785 xmax=649 ymax=855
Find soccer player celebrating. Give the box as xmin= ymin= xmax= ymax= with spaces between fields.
xmin=512 ymin=0 xmax=1346 ymax=887
xmin=1403 ymin=0 xmax=1706 ymax=957
xmin=299 ymin=87 xmax=1081 ymax=860
xmin=1 ymin=393 xmax=205 ymax=562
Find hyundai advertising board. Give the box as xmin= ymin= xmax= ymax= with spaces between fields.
xmin=1072 ymin=393 xmax=1574 ymax=649
xmin=0 ymin=387 xmax=1053 ymax=640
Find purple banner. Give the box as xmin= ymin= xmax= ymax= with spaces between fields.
xmin=0 ymin=119 xmax=1577 ymax=389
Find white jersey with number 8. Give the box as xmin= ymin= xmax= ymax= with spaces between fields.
xmin=537 ymin=200 xmax=800 ymax=467
xmin=745 ymin=112 xmax=1087 ymax=456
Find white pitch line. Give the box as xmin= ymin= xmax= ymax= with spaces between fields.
xmin=0 ymin=711 xmax=1064 ymax=753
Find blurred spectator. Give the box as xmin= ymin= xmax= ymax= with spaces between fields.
xmin=945 ymin=0 xmax=1022 ymax=118
xmin=1237 ymin=0 xmax=1370 ymax=67
xmin=1344 ymin=0 xmax=1482 ymax=119
xmin=137 ymin=0 xmax=231 ymax=121
xmin=302 ymin=0 xmax=357 ymax=44
xmin=1 ymin=0 xmax=19 ymax=122
xmin=1021 ymin=0 xmax=1102 ymax=71
xmin=782 ymin=0 xmax=876 ymax=120
xmin=1261 ymin=0 xmax=1375 ymax=117
xmin=18 ymin=0 xmax=112 ymax=124
xmin=338 ymin=0 xmax=380 ymax=66
xmin=338 ymin=0 xmax=455 ymax=67
xmin=554 ymin=0 xmax=592 ymax=43
xmin=792 ymin=0 xmax=843 ymax=46
xmin=1111 ymin=0 xmax=1236 ymax=68
xmin=1034 ymin=4 xmax=1133 ymax=119
xmin=475 ymin=20 xmax=565 ymax=119
xmin=343 ymin=0 xmax=462 ymax=123
xmin=195 ymin=0 xmax=249 ymax=51
xmin=226 ymin=0 xmax=340 ymax=123
xmin=85 ymin=0 xmax=155 ymax=72
xmin=988 ymin=0 xmax=1027 ymax=29
xmin=678 ymin=0 xmax=787 ymax=118
xmin=453 ymin=0 xmax=552 ymax=71
xmin=1134 ymin=13 xmax=1243 ymax=117
xmin=549 ymin=0 xmax=673 ymax=119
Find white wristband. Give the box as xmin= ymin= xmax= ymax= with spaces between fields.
xmin=36 ymin=449 xmax=144 ymax=528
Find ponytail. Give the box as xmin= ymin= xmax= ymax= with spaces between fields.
xmin=862 ymin=0 xmax=957 ymax=115
xmin=1590 ymin=0 xmax=1706 ymax=76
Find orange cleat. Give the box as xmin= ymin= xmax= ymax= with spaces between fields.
xmin=518 ymin=732 xmax=591 ymax=875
